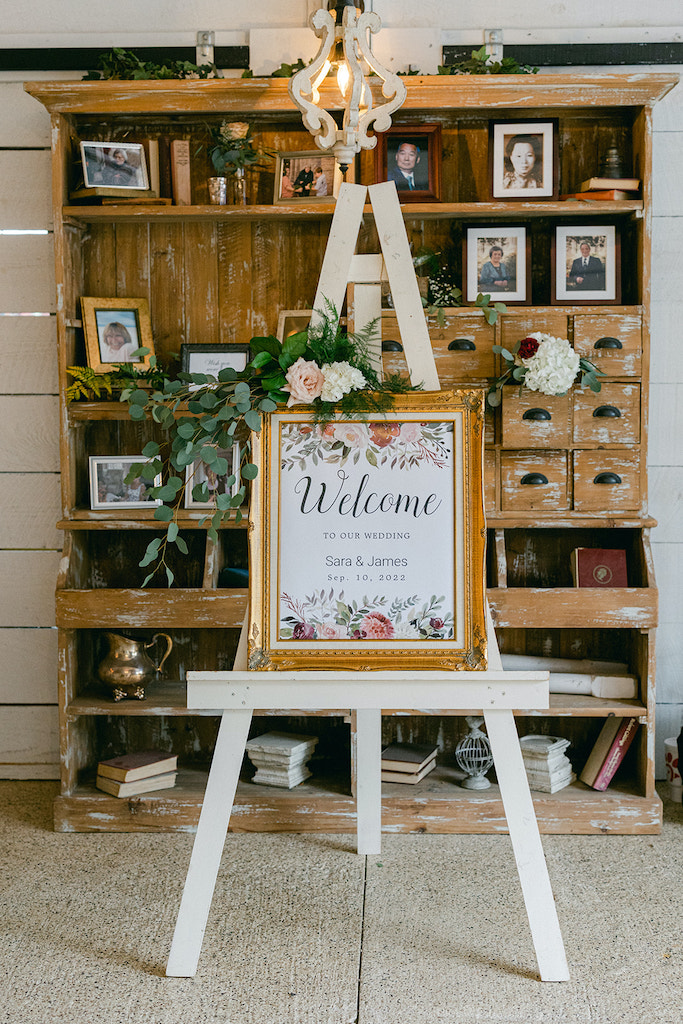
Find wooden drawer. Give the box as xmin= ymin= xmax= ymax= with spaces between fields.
xmin=381 ymin=311 xmax=495 ymax=382
xmin=502 ymin=390 xmax=571 ymax=449
xmin=501 ymin=451 xmax=569 ymax=511
xmin=573 ymin=450 xmax=641 ymax=511
xmin=484 ymin=448 xmax=496 ymax=513
xmin=499 ymin=313 xmax=569 ymax=352
xmin=573 ymin=313 xmax=642 ymax=377
xmin=573 ymin=383 xmax=640 ymax=444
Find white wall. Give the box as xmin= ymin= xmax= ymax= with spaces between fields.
xmin=1 ymin=3 xmax=681 ymax=778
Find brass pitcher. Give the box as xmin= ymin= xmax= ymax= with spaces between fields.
xmin=97 ymin=632 xmax=173 ymax=702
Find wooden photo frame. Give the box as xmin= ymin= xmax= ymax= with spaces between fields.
xmin=89 ymin=456 xmax=161 ymax=510
xmin=248 ymin=391 xmax=487 ymax=672
xmin=80 ymin=141 xmax=149 ymax=190
xmin=276 ymin=310 xmax=312 ymax=344
xmin=180 ymin=343 xmax=251 ymax=383
xmin=274 ymin=151 xmax=346 ymax=204
xmin=490 ymin=120 xmax=558 ymax=200
xmin=184 ymin=444 xmax=242 ymax=510
xmin=552 ymin=225 xmax=620 ymax=304
xmin=375 ymin=124 xmax=441 ymax=202
xmin=464 ymin=226 xmax=530 ymax=304
xmin=81 ymin=297 xmax=154 ymax=372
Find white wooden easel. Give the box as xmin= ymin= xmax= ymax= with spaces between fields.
xmin=166 ymin=183 xmax=569 ymax=983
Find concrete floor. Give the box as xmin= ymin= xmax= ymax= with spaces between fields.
xmin=2 ymin=781 xmax=682 ymax=1024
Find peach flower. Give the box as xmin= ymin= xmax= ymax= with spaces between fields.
xmin=331 ymin=422 xmax=369 ymax=449
xmin=399 ymin=422 xmax=423 ymax=443
xmin=359 ymin=612 xmax=395 ymax=639
xmin=283 ymin=358 xmax=325 ymax=407
xmin=317 ymin=622 xmax=346 ymax=639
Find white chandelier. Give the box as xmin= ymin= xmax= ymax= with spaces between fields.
xmin=288 ymin=0 xmax=407 ymax=173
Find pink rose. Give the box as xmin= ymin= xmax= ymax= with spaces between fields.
xmin=283 ymin=358 xmax=324 ymax=407
xmin=399 ymin=422 xmax=422 ymax=443
xmin=317 ymin=622 xmax=346 ymax=639
xmin=358 ymin=612 xmax=395 ymax=639
xmin=331 ymin=423 xmax=368 ymax=449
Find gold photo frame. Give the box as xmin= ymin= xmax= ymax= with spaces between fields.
xmin=248 ymin=390 xmax=487 ymax=672
xmin=81 ymin=297 xmax=154 ymax=373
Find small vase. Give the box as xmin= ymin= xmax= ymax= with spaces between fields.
xmin=232 ymin=168 xmax=247 ymax=206
xmin=208 ymin=176 xmax=228 ymax=205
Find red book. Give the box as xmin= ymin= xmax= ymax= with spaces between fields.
xmin=579 ymin=717 xmax=639 ymax=791
xmin=560 ymin=189 xmax=637 ymax=201
xmin=570 ymin=548 xmax=628 ymax=588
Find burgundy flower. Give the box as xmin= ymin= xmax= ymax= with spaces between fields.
xmin=518 ymin=336 xmax=540 ymax=360
xmin=429 ymin=617 xmax=444 ymax=630
xmin=352 ymin=628 xmax=367 ymax=639
xmin=293 ymin=621 xmax=316 ymax=640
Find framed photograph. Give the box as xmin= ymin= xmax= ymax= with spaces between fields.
xmin=248 ymin=391 xmax=487 ymax=672
xmin=552 ymin=225 xmax=620 ymax=304
xmin=81 ymin=297 xmax=154 ymax=373
xmin=180 ymin=343 xmax=251 ymax=380
xmin=79 ymin=141 xmax=149 ymax=190
xmin=184 ymin=444 xmax=242 ymax=509
xmin=374 ymin=124 xmax=441 ymax=202
xmin=89 ymin=456 xmax=161 ymax=510
xmin=490 ymin=120 xmax=558 ymax=199
xmin=274 ymin=151 xmax=346 ymax=204
xmin=464 ymin=226 xmax=529 ymax=304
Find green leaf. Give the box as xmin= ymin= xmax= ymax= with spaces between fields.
xmin=165 ymin=566 xmax=174 ymax=587
xmin=487 ymin=390 xmax=502 ymax=407
xmin=217 ymin=366 xmax=238 ymax=382
xmin=129 ymin=404 xmax=147 ymax=420
xmin=141 ymin=462 xmax=159 ymax=482
xmin=499 ymin=348 xmax=514 ymax=361
xmin=365 ymin=448 xmax=378 ymax=467
xmin=130 ymin=346 xmax=150 ymax=359
xmin=129 ymin=389 xmax=149 ymax=406
xmin=261 ymin=373 xmax=287 ymax=392
xmin=166 ymin=475 xmax=184 ymax=493
xmin=207 ymin=527 xmax=218 ymax=543
xmin=213 ymin=457 xmax=228 ymax=476
xmin=251 ymin=350 xmax=274 ymax=368
xmin=176 ymin=536 xmax=189 ymax=555
xmin=216 ymin=492 xmax=232 ymax=510
xmin=168 ymin=522 xmax=179 ymax=543
xmin=244 ymin=409 xmax=262 ymax=431
xmin=142 ymin=441 xmax=160 ymax=457
xmin=156 ymin=484 xmax=179 ymax=501
xmin=249 ymin=335 xmax=281 ymax=358
xmin=177 ymin=422 xmax=196 ymax=439
xmin=234 ymin=381 xmax=251 ymax=399
xmin=282 ymin=331 xmax=307 ymax=360
xmin=141 ymin=571 xmax=156 ymax=587
xmin=154 ymin=504 xmax=174 ymax=522
xmin=259 ymin=397 xmax=278 ymax=412
xmin=200 ymin=445 xmax=217 ymax=464
xmin=235 ymin=399 xmax=251 ymax=414
xmin=199 ymin=392 xmax=218 ymax=409
xmin=241 ymin=462 xmax=258 ymax=480
xmin=217 ymin=404 xmax=236 ymax=421
xmin=192 ymin=483 xmax=209 ymax=502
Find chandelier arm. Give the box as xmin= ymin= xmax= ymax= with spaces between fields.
xmin=355 ymin=11 xmax=407 ymax=141
xmin=288 ymin=8 xmax=338 ymax=150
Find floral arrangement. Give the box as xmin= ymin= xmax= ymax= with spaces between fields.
xmin=119 ymin=306 xmax=414 ymax=585
xmin=487 ymin=332 xmax=604 ymax=407
xmin=280 ymin=588 xmax=453 ymax=641
xmin=280 ymin=419 xmax=452 ymax=473
xmin=209 ymin=121 xmax=265 ymax=175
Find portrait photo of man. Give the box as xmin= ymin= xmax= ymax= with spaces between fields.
xmin=554 ymin=226 xmax=617 ymax=303
xmin=567 ymin=238 xmax=606 ymax=291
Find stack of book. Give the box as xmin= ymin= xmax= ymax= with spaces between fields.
xmin=380 ymin=743 xmax=438 ymax=784
xmin=95 ymin=750 xmax=178 ymax=798
xmin=561 ymin=176 xmax=640 ymax=202
xmin=519 ymin=735 xmax=575 ymax=794
xmin=245 ymin=731 xmax=318 ymax=789
xmin=579 ymin=717 xmax=639 ymax=791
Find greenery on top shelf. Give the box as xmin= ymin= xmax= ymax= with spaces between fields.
xmin=82 ymin=47 xmax=223 ymax=80
xmin=439 ymin=46 xmax=538 ymax=76
xmin=241 ymin=59 xmax=307 ymax=78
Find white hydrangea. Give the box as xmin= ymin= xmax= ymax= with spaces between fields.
xmin=320 ymin=361 xmax=367 ymax=403
xmin=393 ymin=619 xmax=421 ymax=640
xmin=521 ymin=333 xmax=580 ymax=396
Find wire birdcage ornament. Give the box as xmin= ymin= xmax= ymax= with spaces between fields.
xmin=455 ymin=716 xmax=494 ymax=790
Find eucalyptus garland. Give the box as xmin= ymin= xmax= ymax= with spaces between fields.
xmin=122 ymin=307 xmax=416 ymax=585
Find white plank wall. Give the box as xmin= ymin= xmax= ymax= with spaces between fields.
xmin=0 ymin=83 xmax=59 ymax=778
xmin=1 ymin=5 xmax=682 ymax=779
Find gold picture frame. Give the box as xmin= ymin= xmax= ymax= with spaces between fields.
xmin=81 ymin=296 xmax=155 ymax=373
xmin=248 ymin=390 xmax=487 ymax=672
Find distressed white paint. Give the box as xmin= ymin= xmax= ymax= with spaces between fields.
xmin=647 ymin=383 xmax=683 ymax=468
xmin=0 ymin=705 xmax=58 ymax=776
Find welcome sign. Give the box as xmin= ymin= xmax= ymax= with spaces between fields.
xmin=249 ymin=391 xmax=487 ymax=671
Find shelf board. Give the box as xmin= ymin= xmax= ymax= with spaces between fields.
xmin=53 ymin=765 xmax=662 ymax=834
xmin=58 ymin=512 xmax=248 ymax=530
xmin=489 ymin=586 xmax=657 ymax=629
xmin=56 ymin=588 xmax=249 ymax=628
xmin=63 ymin=198 xmax=644 ymax=224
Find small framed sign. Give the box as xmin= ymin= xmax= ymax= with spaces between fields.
xmin=552 ymin=224 xmax=620 ymax=304
xmin=180 ymin=343 xmax=251 ymax=380
xmin=248 ymin=391 xmax=487 ymax=672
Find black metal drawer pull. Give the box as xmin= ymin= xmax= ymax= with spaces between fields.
xmin=593 ymin=472 xmax=622 ymax=485
xmin=381 ymin=339 xmax=403 ymax=352
xmin=523 ymin=408 xmax=552 ymax=421
xmin=520 ymin=472 xmax=549 ymax=485
xmin=593 ymin=405 xmax=621 ymax=418
xmin=594 ymin=336 xmax=623 ymax=349
xmin=448 ymin=338 xmax=476 ymax=351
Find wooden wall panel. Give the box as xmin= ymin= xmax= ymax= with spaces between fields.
xmin=0 ymin=396 xmax=59 ymax=471
xmin=0 ymin=552 xmax=61 ymax=626
xmin=0 ymin=628 xmax=58 ymax=703
xmin=0 ymin=473 xmax=61 ymax=549
xmin=0 ymin=236 xmax=55 ymax=312
xmin=0 ymin=83 xmax=51 ymax=148
xmin=0 ymin=151 xmax=52 ymax=229
xmin=0 ymin=706 xmax=59 ymax=778
xmin=0 ymin=316 xmax=58 ymax=393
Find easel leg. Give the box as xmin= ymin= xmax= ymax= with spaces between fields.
xmin=484 ymin=709 xmax=570 ymax=982
xmin=355 ymin=708 xmax=382 ymax=855
xmin=166 ymin=708 xmax=253 ymax=977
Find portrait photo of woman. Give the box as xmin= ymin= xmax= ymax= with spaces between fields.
xmin=491 ymin=121 xmax=557 ymax=199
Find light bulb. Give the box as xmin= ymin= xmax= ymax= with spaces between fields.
xmin=336 ymin=60 xmax=350 ymax=98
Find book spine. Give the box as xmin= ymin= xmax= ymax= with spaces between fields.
xmin=591 ymin=718 xmax=639 ymax=791
xmin=170 ymin=139 xmax=191 ymax=205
